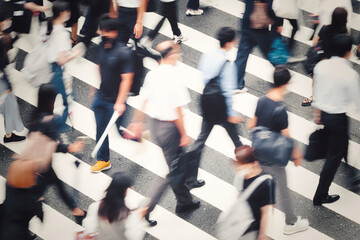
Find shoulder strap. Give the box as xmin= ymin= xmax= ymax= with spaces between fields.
xmin=207 ymin=60 xmax=229 ymax=85
xmin=241 ymin=174 xmax=272 ymax=200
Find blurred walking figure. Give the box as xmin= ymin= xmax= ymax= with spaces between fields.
xmin=185 ymin=27 xmax=243 ymax=189
xmin=80 ymin=172 xmax=147 ymax=240
xmin=62 ymin=0 xmax=81 ymax=46
xmin=235 ymin=0 xmax=276 ymax=93
xmin=186 ymin=0 xmax=203 ymax=16
xmin=90 ymin=16 xmax=134 ymax=173
xmin=126 ymin=41 xmax=200 ymax=221
xmin=0 ymin=84 xmax=85 ymax=240
xmin=47 ymin=1 xmax=82 ymax=128
xmin=217 ymin=146 xmax=274 ymax=240
xmin=0 ymin=10 xmax=26 ymax=143
xmin=312 ymin=34 xmax=360 ymax=205
xmin=247 ymin=66 xmax=309 ymax=235
xmin=109 ymin=0 xmax=148 ymax=43
xmin=140 ymin=0 xmax=187 ymax=46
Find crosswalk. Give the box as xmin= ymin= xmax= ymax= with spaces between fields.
xmin=1 ymin=0 xmax=360 ymax=239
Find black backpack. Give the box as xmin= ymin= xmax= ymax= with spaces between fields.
xmin=302 ymin=42 xmax=324 ymax=76
xmin=200 ymin=61 xmax=228 ymax=123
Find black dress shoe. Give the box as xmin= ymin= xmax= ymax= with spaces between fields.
xmin=313 ymin=194 xmax=340 ymax=206
xmin=74 ymin=210 xmax=87 ymax=225
xmin=175 ymin=201 xmax=200 ymax=213
xmin=186 ymin=179 xmax=205 ymax=190
xmin=145 ymin=213 xmax=157 ymax=227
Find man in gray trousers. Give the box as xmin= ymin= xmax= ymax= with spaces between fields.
xmin=125 ymin=40 xmax=200 ymax=224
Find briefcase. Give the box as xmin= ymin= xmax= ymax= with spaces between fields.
xmin=304 ymin=129 xmax=328 ymax=161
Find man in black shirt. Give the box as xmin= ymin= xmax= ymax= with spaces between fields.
xmin=90 ymin=16 xmax=134 ymax=173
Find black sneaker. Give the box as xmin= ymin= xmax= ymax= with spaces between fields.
xmin=3 ymin=133 xmax=26 ymax=143
xmin=186 ymin=179 xmax=206 ymax=190
xmin=175 ymin=201 xmax=200 ymax=213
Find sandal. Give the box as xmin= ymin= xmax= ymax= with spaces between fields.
xmin=71 ymin=38 xmax=79 ymax=47
xmin=302 ymin=97 xmax=313 ymax=107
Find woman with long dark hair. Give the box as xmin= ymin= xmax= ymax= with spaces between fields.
xmin=81 ymin=172 xmax=146 ymax=240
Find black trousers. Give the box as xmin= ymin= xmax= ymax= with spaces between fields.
xmin=147 ymin=0 xmax=181 ymax=39
xmin=185 ymin=120 xmax=242 ymax=184
xmin=147 ymin=119 xmax=193 ymax=213
xmin=313 ymin=112 xmax=349 ymax=202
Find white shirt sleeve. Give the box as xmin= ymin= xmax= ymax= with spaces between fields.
xmin=349 ymin=73 xmax=360 ymax=115
xmin=124 ymin=210 xmax=146 ymax=240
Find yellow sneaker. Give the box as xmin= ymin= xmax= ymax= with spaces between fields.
xmin=91 ymin=161 xmax=111 ymax=173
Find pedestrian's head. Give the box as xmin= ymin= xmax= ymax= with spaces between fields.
xmin=217 ymin=27 xmax=237 ymax=49
xmin=46 ymin=1 xmax=70 ymax=35
xmin=330 ymin=34 xmax=353 ymax=59
xmin=234 ymin=145 xmax=257 ymax=165
xmin=331 ymin=7 xmax=348 ymax=33
xmin=99 ymin=172 xmax=133 ymax=223
xmin=156 ymin=40 xmax=181 ymax=65
xmin=273 ymin=65 xmax=291 ymax=88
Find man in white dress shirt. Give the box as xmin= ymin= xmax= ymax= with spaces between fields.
xmin=126 ymin=40 xmax=200 ymax=222
xmin=312 ymin=34 xmax=360 ymax=205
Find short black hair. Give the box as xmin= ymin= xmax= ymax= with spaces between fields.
xmin=273 ymin=65 xmax=291 ymax=88
xmin=217 ymin=27 xmax=236 ymax=48
xmin=331 ymin=34 xmax=353 ymax=57
xmin=99 ymin=14 xmax=119 ymax=32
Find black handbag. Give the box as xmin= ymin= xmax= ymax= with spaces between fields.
xmin=10 ymin=2 xmax=32 ymax=34
xmin=251 ymin=126 xmax=294 ymax=166
xmin=304 ymin=129 xmax=328 ymax=161
xmin=200 ymin=61 xmax=228 ymax=123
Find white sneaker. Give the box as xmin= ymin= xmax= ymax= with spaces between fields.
xmin=283 ymin=216 xmax=309 ymax=235
xmin=234 ymin=87 xmax=249 ymax=94
xmin=173 ymin=34 xmax=188 ymax=44
xmin=186 ymin=9 xmax=204 ymax=16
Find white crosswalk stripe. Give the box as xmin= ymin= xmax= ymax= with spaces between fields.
xmin=1 ymin=1 xmax=360 ymax=240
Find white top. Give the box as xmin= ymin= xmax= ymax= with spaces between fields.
xmin=140 ymin=64 xmax=191 ymax=121
xmin=82 ymin=201 xmax=145 ymax=240
xmin=117 ymin=0 xmax=140 ymax=8
xmin=272 ymin=0 xmax=299 ymax=19
xmin=313 ymin=57 xmax=360 ymax=115
xmin=47 ymin=25 xmax=71 ymax=63
xmin=160 ymin=0 xmax=175 ymax=2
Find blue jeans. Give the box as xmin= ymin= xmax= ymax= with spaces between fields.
xmin=235 ymin=28 xmax=271 ymax=89
xmin=92 ymin=93 xmax=124 ymax=162
xmin=50 ymin=63 xmax=68 ymax=131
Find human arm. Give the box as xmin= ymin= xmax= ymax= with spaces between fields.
xmin=109 ymin=0 xmax=119 ymax=18
xmin=113 ymin=72 xmax=133 ymax=115
xmin=134 ymin=0 xmax=148 ymax=39
xmin=57 ymin=49 xmax=82 ymax=66
xmin=82 ymin=202 xmax=100 ymax=236
xmin=174 ymin=106 xmax=191 ymax=147
xmin=281 ymin=128 xmax=302 ymax=166
xmin=24 ymin=2 xmax=48 ymax=13
xmin=258 ymin=205 xmax=272 ymax=240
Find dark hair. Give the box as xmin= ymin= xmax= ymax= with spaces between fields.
xmin=331 ymin=34 xmax=353 ymax=57
xmin=30 ymin=84 xmax=57 ymax=123
xmin=329 ymin=7 xmax=348 ymax=34
xmin=273 ymin=65 xmax=291 ymax=87
xmin=46 ymin=1 xmax=70 ymax=36
xmin=235 ymin=145 xmax=256 ymax=164
xmin=99 ymin=14 xmax=119 ymax=32
xmin=98 ymin=172 xmax=133 ymax=223
xmin=217 ymin=27 xmax=236 ymax=48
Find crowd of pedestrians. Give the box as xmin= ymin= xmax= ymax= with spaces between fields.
xmin=0 ymin=0 xmax=359 ymax=239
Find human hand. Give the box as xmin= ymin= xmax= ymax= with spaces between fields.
xmin=68 ymin=141 xmax=85 ymax=153
xmin=179 ymin=135 xmax=191 ymax=147
xmin=293 ymin=148 xmax=303 ymax=167
xmin=124 ymin=122 xmax=144 ymax=139
xmin=134 ymin=23 xmax=143 ymax=39
xmin=114 ymin=102 xmax=126 ymax=116
xmin=227 ymin=115 xmax=243 ymax=124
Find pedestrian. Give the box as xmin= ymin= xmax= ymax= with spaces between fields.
xmin=247 ymin=66 xmax=309 ymax=235
xmin=186 ymin=0 xmax=203 ymax=16
xmin=0 ymin=9 xmax=26 ymax=143
xmin=47 ymin=1 xmax=82 ymax=129
xmin=1 ymin=84 xmax=85 ymax=240
xmin=80 ymin=172 xmax=147 ymax=240
xmin=62 ymin=0 xmax=81 ymax=46
xmin=109 ymin=0 xmax=147 ymax=43
xmin=90 ymin=15 xmax=135 ymax=173
xmin=140 ymin=0 xmax=187 ymax=47
xmin=302 ymin=7 xmax=348 ymax=107
xmin=312 ymin=34 xmax=360 ymax=205
xmin=233 ymin=145 xmax=274 ymax=240
xmin=235 ymin=0 xmax=277 ymax=93
xmin=184 ymin=27 xmax=243 ymax=189
xmin=125 ymin=40 xmax=200 ymax=221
